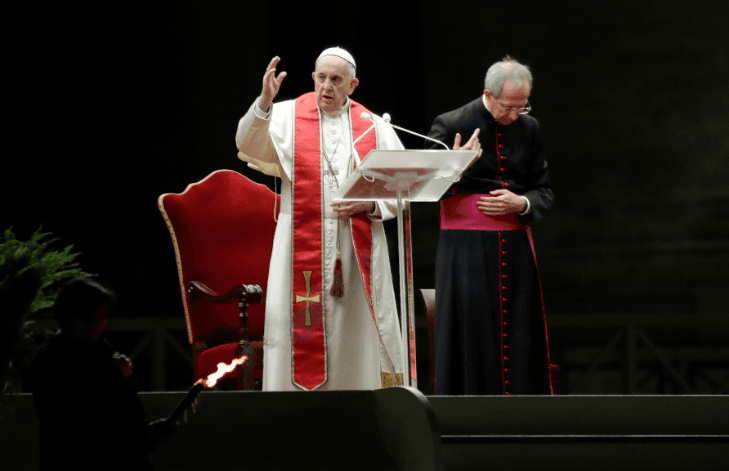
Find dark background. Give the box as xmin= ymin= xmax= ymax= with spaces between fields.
xmin=6 ymin=0 xmax=728 ymax=392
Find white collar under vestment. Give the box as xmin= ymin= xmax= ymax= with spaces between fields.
xmin=320 ymin=97 xmax=351 ymax=117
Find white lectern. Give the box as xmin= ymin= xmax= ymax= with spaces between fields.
xmin=335 ymin=149 xmax=479 ymax=387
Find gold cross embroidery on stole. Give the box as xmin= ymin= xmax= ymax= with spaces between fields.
xmin=295 ymin=270 xmax=321 ymax=327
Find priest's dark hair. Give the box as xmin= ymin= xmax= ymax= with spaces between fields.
xmin=484 ymin=55 xmax=533 ymax=99
xmin=53 ymin=277 xmax=116 ymax=328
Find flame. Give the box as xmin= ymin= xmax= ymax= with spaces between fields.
xmin=203 ymin=356 xmax=248 ymax=388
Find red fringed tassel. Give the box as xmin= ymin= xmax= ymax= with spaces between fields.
xmin=331 ymin=252 xmax=344 ymax=297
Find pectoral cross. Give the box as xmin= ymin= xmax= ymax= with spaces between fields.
xmin=295 ymin=270 xmax=321 ymax=327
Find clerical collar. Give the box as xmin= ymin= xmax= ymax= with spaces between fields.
xmin=482 ymin=94 xmax=497 ymax=121
xmin=321 ymin=97 xmax=351 ymax=117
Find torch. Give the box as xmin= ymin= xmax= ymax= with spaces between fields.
xmin=167 ymin=355 xmax=248 ymax=422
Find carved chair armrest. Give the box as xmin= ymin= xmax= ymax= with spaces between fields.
xmin=187 ymin=281 xmax=264 ymax=390
xmin=188 ymin=281 xmax=263 ymax=305
xmin=187 ymin=280 xmax=264 ymax=342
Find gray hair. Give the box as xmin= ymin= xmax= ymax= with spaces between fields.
xmin=484 ymin=55 xmax=532 ymax=98
xmin=315 ymin=56 xmax=357 ymax=79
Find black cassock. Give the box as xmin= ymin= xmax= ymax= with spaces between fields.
xmin=427 ymin=97 xmax=556 ymax=395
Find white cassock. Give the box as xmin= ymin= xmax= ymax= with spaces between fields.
xmin=235 ymin=97 xmax=405 ymax=391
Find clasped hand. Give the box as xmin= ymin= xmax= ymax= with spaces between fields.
xmin=477 ymin=189 xmax=527 ymax=216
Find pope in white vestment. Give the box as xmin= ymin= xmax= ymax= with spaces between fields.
xmin=235 ymin=48 xmax=405 ymax=391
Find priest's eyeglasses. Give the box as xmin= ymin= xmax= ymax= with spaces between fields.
xmin=496 ymin=100 xmax=532 ymax=115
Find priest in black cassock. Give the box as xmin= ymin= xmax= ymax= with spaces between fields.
xmin=426 ymin=56 xmax=557 ymax=395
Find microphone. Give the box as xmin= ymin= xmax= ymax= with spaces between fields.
xmin=380 ymin=113 xmax=450 ymax=150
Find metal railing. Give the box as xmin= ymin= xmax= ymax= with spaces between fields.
xmin=547 ymin=314 xmax=729 ymax=394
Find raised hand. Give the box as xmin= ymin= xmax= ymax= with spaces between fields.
xmin=259 ymin=56 xmax=287 ymax=112
xmin=453 ymin=128 xmax=482 ymax=158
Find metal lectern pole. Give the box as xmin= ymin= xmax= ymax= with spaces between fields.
xmin=395 ymin=183 xmax=417 ymax=389
xmin=396 ymin=187 xmax=409 ymax=386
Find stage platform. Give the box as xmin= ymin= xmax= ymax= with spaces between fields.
xmin=2 ymin=388 xmax=727 ymax=470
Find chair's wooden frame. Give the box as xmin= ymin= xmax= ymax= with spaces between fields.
xmin=187 ymin=281 xmax=263 ymax=390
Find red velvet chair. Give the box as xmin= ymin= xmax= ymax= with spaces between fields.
xmin=158 ymin=170 xmax=279 ymax=389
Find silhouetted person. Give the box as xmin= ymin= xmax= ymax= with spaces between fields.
xmin=31 ymin=277 xmax=175 ymax=470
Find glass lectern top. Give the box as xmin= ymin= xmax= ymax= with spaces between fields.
xmin=335 ymin=149 xmax=479 ymax=202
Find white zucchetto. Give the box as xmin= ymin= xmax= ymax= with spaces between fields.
xmin=317 ymin=47 xmax=356 ymax=68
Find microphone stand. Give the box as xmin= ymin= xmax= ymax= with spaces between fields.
xmin=381 ymin=113 xmax=450 ymax=150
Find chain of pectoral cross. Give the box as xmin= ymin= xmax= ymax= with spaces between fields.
xmin=322 ymin=145 xmax=342 ymax=189
xmin=322 ymin=113 xmax=359 ymax=190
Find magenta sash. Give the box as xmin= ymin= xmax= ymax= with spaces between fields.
xmin=440 ymin=194 xmax=526 ymax=231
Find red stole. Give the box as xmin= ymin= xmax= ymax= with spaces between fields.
xmin=291 ymin=92 xmax=378 ymax=390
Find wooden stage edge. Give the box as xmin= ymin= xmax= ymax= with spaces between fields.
xmin=2 ymin=389 xmax=727 ymax=471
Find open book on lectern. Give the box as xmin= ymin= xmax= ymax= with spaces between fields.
xmin=334 ymin=149 xmax=480 ymax=202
